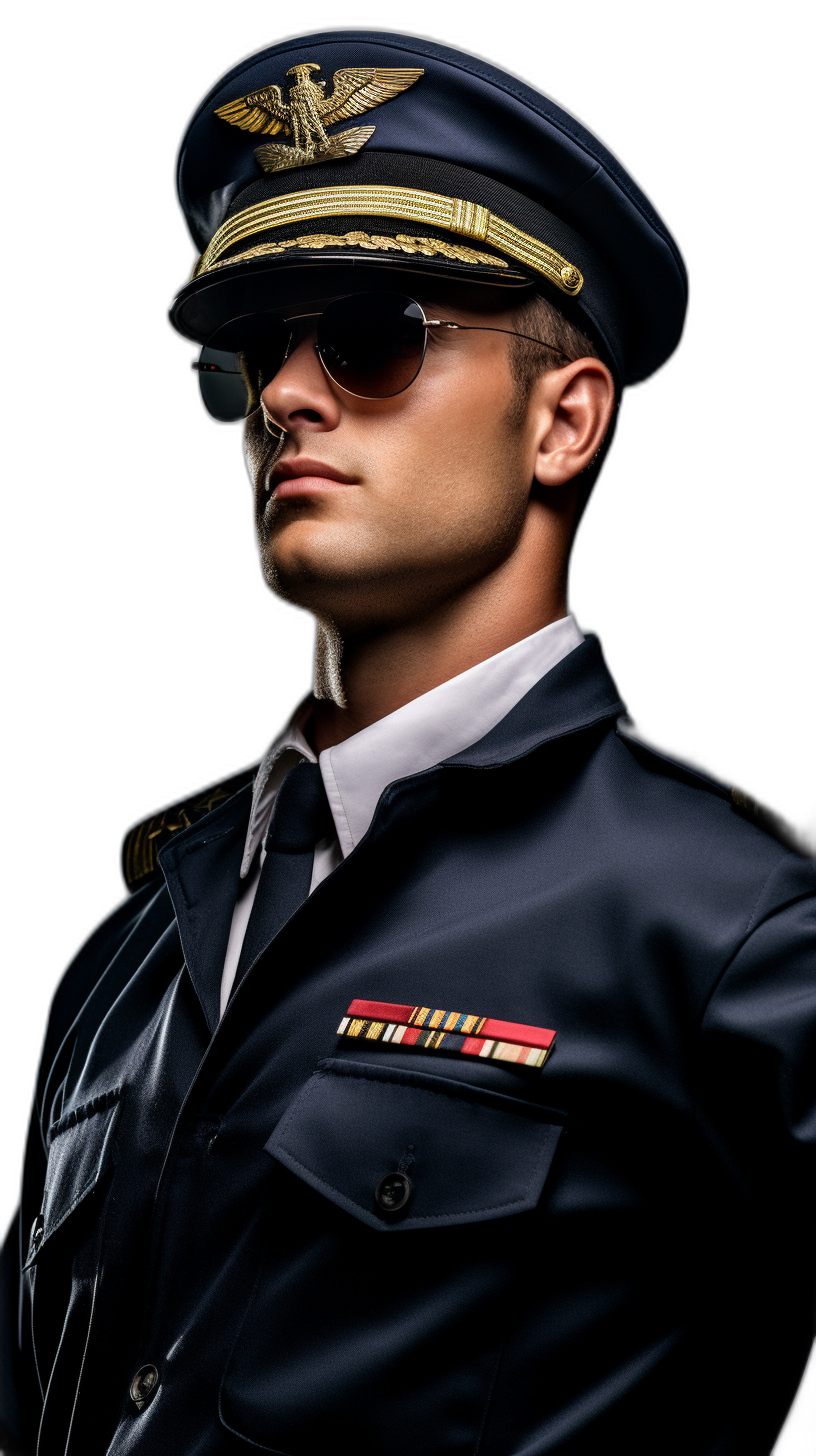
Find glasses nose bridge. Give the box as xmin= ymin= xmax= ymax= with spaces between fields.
xmin=260 ymin=316 xmax=319 ymax=394
xmin=282 ymin=310 xmax=320 ymax=347
xmin=259 ymin=313 xmax=342 ymax=430
xmin=269 ymin=306 xmax=353 ymax=396
xmin=274 ymin=315 xmax=322 ymax=382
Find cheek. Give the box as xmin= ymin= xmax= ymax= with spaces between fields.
xmin=262 ymin=349 xmax=529 ymax=588
xmin=245 ymin=411 xmax=269 ymax=503
xmin=364 ymin=366 xmax=524 ymax=534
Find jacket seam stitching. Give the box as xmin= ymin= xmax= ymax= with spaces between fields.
xmin=694 ymin=852 xmax=810 ymax=1032
xmin=614 ymin=727 xmax=729 ymax=798
xmin=303 ymin=1063 xmax=557 ymax=1118
xmin=46 ymin=1086 xmax=123 ymax=1145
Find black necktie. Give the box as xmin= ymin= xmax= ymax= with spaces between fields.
xmin=231 ymin=761 xmax=333 ymax=995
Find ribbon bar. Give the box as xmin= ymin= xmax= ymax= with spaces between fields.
xmin=345 ymin=999 xmax=556 ymax=1051
xmin=336 ymin=1015 xmax=553 ymax=1069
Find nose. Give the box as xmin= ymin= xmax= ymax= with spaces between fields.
xmin=260 ymin=333 xmax=342 ymax=435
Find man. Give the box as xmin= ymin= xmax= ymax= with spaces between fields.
xmin=1 ymin=28 xmax=814 ymax=1456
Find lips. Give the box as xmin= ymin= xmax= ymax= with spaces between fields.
xmin=268 ymin=457 xmax=358 ymax=498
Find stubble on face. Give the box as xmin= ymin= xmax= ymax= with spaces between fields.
xmin=246 ymin=412 xmax=349 ymax=703
xmin=245 ymin=318 xmax=537 ymax=645
xmin=245 ymin=409 xmax=286 ymax=594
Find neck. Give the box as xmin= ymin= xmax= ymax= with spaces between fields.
xmin=310 ymin=506 xmax=570 ymax=753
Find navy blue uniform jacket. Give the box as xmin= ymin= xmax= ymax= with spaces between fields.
xmin=2 ymin=638 xmax=815 ymax=1455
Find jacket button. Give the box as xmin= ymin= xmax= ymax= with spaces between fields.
xmin=129 ymin=1364 xmax=159 ymax=1411
xmin=375 ymin=1172 xmax=412 ymax=1213
xmin=28 ymin=1215 xmax=44 ymax=1259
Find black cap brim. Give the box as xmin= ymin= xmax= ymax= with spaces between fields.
xmin=170 ymin=246 xmax=531 ymax=345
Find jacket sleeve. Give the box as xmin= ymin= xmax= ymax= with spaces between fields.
xmin=0 ymin=1218 xmax=34 ymax=1455
xmin=0 ymin=883 xmax=161 ymax=1450
xmin=699 ymin=850 xmax=810 ymax=1153
xmin=697 ymin=847 xmax=816 ymax=1428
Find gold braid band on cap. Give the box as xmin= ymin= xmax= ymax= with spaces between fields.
xmin=206 ymin=231 xmax=510 ymax=271
xmin=194 ymin=185 xmax=584 ymax=295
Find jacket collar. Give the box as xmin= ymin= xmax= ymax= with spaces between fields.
xmin=319 ymin=614 xmax=585 ymax=855
xmin=157 ymin=634 xmax=624 ymax=1029
xmin=241 ymin=614 xmax=585 ymax=867
xmin=444 ymin=635 xmax=625 ymax=770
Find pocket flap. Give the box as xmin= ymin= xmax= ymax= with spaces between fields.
xmin=265 ymin=1059 xmax=564 ymax=1231
xmin=25 ymin=1088 xmax=123 ymax=1268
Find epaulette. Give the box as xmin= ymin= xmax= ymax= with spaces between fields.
xmin=122 ymin=764 xmax=259 ymax=892
xmin=616 ymin=729 xmax=805 ymax=855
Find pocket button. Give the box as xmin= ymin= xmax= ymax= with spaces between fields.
xmin=130 ymin=1364 xmax=159 ymax=1412
xmin=374 ymin=1172 xmax=412 ymax=1214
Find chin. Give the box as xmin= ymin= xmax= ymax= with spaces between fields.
xmin=262 ymin=546 xmax=414 ymax=633
xmin=260 ymin=516 xmax=381 ymax=613
xmin=259 ymin=516 xmax=496 ymax=630
xmin=261 ymin=541 xmax=365 ymax=619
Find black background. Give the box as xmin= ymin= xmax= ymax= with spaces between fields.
xmin=4 ymin=17 xmax=810 ymax=1234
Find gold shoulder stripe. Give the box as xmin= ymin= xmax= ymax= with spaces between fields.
xmin=122 ymin=764 xmax=258 ymax=892
xmin=123 ymin=809 xmax=192 ymax=885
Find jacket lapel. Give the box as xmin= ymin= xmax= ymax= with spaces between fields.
xmin=158 ymin=784 xmax=253 ymax=1032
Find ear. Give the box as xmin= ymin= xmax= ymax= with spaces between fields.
xmin=530 ymin=358 xmax=616 ymax=488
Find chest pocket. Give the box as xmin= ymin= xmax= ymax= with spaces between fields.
xmin=25 ymin=1088 xmax=123 ymax=1273
xmin=220 ymin=1059 xmax=564 ymax=1456
xmin=267 ymin=1057 xmax=563 ymax=1229
xmin=24 ymin=1089 xmax=123 ymax=1393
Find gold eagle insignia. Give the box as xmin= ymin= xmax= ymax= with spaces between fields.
xmin=214 ymin=63 xmax=424 ymax=174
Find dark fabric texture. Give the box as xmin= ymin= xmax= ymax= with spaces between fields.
xmin=2 ymin=637 xmax=815 ymax=1455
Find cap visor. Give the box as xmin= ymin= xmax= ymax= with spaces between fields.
xmin=170 ymin=247 xmax=530 ymax=343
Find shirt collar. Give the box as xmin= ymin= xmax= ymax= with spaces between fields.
xmin=240 ymin=698 xmax=316 ymax=876
xmin=241 ymin=614 xmax=582 ymax=875
xmin=322 ymin=614 xmax=583 ymax=856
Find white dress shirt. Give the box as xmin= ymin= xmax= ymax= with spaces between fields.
xmin=219 ymin=614 xmax=583 ymax=1016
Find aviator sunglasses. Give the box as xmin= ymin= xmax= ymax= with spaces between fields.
xmin=193 ymin=291 xmax=572 ymax=422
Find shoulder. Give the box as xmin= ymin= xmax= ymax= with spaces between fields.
xmin=121 ymin=763 xmax=259 ymax=892
xmin=610 ymin=726 xmax=809 ymax=860
xmin=588 ymin=728 xmax=816 ymax=963
xmin=38 ymin=764 xmax=259 ymax=1085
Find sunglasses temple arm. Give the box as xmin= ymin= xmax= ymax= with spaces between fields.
xmin=425 ymin=321 xmax=571 ymax=362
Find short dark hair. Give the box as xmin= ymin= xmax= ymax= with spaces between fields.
xmin=508 ymin=291 xmax=618 ymax=527
xmin=509 ymin=292 xmax=601 ymax=389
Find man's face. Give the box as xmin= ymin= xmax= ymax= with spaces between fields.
xmin=246 ymin=283 xmax=547 ymax=635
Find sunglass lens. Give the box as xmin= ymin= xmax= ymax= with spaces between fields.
xmin=196 ymin=315 xmax=290 ymax=421
xmin=317 ymin=293 xmax=426 ymax=398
